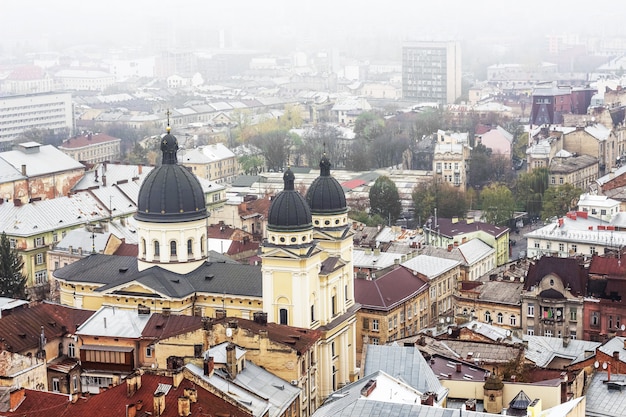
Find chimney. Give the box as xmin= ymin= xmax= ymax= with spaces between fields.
xmin=138 ymin=164 xmax=142 ymax=175
xmin=172 ymin=370 xmax=184 ymax=388
xmin=527 ymin=398 xmax=542 ymax=417
xmin=360 ymin=379 xmax=377 ymax=397
xmin=465 ymin=399 xmax=476 ymax=411
xmin=102 ymin=175 xmax=107 ymax=186
xmin=178 ymin=396 xmax=191 ymax=417
xmin=153 ymin=392 xmax=166 ymax=417
xmin=203 ymin=356 xmax=214 ymax=377
xmin=613 ymin=351 xmax=620 ymax=361
xmin=183 ymin=388 xmax=197 ymax=403
xmin=126 ymin=404 xmax=137 ymax=417
xmin=421 ymin=392 xmax=435 ymax=406
xmin=456 ymin=363 xmax=462 ymax=373
xmin=135 ymin=400 xmax=143 ymax=411
xmin=226 ymin=343 xmax=237 ymax=377
xmin=126 ymin=373 xmax=137 ymax=397
xmin=21 ymin=164 xmax=26 ymax=176
xmin=253 ymin=311 xmax=267 ymax=325
xmin=9 ymin=387 xmax=25 ymax=411
xmin=563 ymin=337 xmax=570 ymax=348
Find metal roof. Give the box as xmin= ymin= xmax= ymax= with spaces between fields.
xmin=0 ymin=143 xmax=84 ymax=177
xmin=77 ymin=306 xmax=151 ymax=338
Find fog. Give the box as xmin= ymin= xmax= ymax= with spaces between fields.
xmin=1 ymin=0 xmax=622 ymax=58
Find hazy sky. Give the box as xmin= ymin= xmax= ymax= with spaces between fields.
xmin=1 ymin=1 xmax=622 ymax=56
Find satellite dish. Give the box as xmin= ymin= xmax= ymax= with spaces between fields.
xmin=594 ymin=361 xmax=599 ymax=369
xmin=603 ymin=362 xmax=608 ymax=370
xmin=506 ymin=330 xmax=512 ymax=337
xmin=448 ymin=328 xmax=453 ymax=335
xmin=621 ymin=324 xmax=625 ymax=331
xmin=226 ymin=328 xmax=233 ymax=338
xmin=446 ymin=317 xmax=451 ymax=323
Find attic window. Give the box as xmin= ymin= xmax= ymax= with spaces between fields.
xmin=119 ymin=267 xmax=129 ymax=273
xmin=19 ymin=333 xmax=26 ymax=339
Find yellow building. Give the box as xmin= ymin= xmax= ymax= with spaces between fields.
xmin=179 ymin=143 xmax=238 ymax=184
xmin=261 ymin=154 xmax=359 ymax=401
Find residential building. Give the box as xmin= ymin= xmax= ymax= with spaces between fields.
xmin=210 ymin=196 xmax=270 ymax=239
xmin=423 ymin=217 xmax=510 ymax=267
xmin=0 ymin=65 xmax=54 ymax=95
xmin=0 ymin=141 xmax=85 ymax=204
xmin=401 ymin=255 xmax=460 ymax=324
xmin=548 ymin=151 xmax=598 ymax=190
xmin=353 ymin=248 xmax=406 ymax=280
xmin=475 ymin=125 xmax=513 ymax=157
xmin=585 ymin=255 xmax=626 ymax=342
xmin=0 ymin=351 xmax=48 ymax=391
xmin=207 ymin=221 xmax=259 ymax=261
xmin=58 ymin=132 xmax=122 ymax=164
xmin=521 ymin=257 xmax=587 ymax=340
xmin=530 ymin=83 xmax=573 ymax=126
xmin=433 ymin=130 xmax=471 ymax=192
xmin=524 ymin=211 xmax=626 ymax=259
xmin=0 ymin=92 xmax=74 ymax=151
xmin=402 ymin=41 xmax=462 ymax=105
xmin=355 ymin=265 xmax=429 ymax=354
xmin=53 ymin=69 xmax=115 ymax=92
xmin=179 ymin=142 xmax=238 ymax=183
xmin=577 ymin=194 xmax=620 ymax=222
xmin=419 ymin=238 xmax=496 ymax=282
xmin=330 ymin=96 xmax=371 ymax=125
xmin=207 ymin=315 xmax=322 ymax=417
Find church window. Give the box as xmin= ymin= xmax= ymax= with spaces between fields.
xmin=291 ymin=237 xmax=297 ymax=243
xmin=154 ymin=241 xmax=160 ymax=257
xmin=187 ymin=239 xmax=193 ymax=255
xmin=279 ymin=308 xmax=288 ymax=325
xmin=142 ymin=239 xmax=146 ymax=255
xmin=170 ymin=241 xmax=177 ymax=256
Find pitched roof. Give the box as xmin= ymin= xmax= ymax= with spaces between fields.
xmin=428 ymin=218 xmax=509 ymax=239
xmin=524 ymin=257 xmax=588 ymax=296
xmin=142 ymin=313 xmax=203 ymax=340
xmin=355 ymin=266 xmax=428 ymax=310
xmin=0 ymin=143 xmax=84 ymax=177
xmin=59 ymin=133 xmax=121 ymax=150
xmin=76 ymin=306 xmax=151 ymax=338
xmin=0 ymin=303 xmax=94 ymax=353
xmin=401 ymin=255 xmax=460 ymax=279
xmin=0 ymin=387 xmax=70 ymax=417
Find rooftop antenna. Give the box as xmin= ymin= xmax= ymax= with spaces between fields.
xmin=91 ymin=227 xmax=96 ymax=254
xmin=166 ymin=108 xmax=171 ymax=132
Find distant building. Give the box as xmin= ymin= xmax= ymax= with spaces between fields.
xmin=548 ymin=151 xmax=598 ymax=190
xmin=53 ymin=69 xmax=115 ymax=92
xmin=0 ymin=92 xmax=74 ymax=150
xmin=0 ymin=65 xmax=54 ymax=95
xmin=402 ymin=41 xmax=462 ymax=105
xmin=58 ymin=132 xmax=122 ymax=164
xmin=433 ymin=130 xmax=471 ymax=192
xmin=179 ymin=143 xmax=238 ymax=183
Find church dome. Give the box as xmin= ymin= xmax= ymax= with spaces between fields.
xmin=305 ymin=154 xmax=346 ymax=214
xmin=267 ymin=168 xmax=312 ymax=231
xmin=136 ymin=128 xmax=207 ymax=223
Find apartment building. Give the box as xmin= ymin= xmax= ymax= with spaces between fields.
xmin=0 ymin=92 xmax=74 ymax=150
xmin=433 ymin=130 xmax=471 ymax=192
xmin=58 ymin=132 xmax=122 ymax=164
xmin=179 ymin=143 xmax=238 ymax=183
xmin=402 ymin=41 xmax=462 ymax=105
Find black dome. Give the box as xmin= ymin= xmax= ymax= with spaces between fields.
xmin=268 ymin=168 xmax=312 ymax=231
xmin=305 ymin=154 xmax=347 ymax=214
xmin=136 ymin=129 xmax=207 ymax=223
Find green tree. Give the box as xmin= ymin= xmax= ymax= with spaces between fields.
xmin=412 ymin=180 xmax=467 ymax=224
xmin=369 ymin=176 xmax=402 ymax=225
xmin=541 ymin=184 xmax=582 ymax=220
xmin=0 ymin=232 xmax=27 ymax=299
xmin=348 ymin=210 xmax=386 ymax=227
xmin=238 ymin=155 xmax=264 ymax=175
xmin=480 ymin=183 xmax=516 ymax=226
xmin=251 ymin=129 xmax=293 ymax=172
xmin=515 ymin=168 xmax=549 ymax=217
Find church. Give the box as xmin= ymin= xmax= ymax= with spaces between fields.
xmin=53 ymin=126 xmax=359 ymax=397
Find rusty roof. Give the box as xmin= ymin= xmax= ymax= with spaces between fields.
xmin=0 ymin=387 xmax=70 ymax=417
xmin=213 ymin=316 xmax=321 ymax=355
xmin=141 ymin=313 xmax=203 ymax=340
xmin=524 ymin=257 xmax=588 ymax=296
xmin=355 ymin=266 xmax=428 ymax=311
xmin=47 ymin=356 xmax=80 ymax=374
xmin=59 ymin=133 xmax=121 ymax=149
xmin=0 ymin=303 xmax=94 ymax=353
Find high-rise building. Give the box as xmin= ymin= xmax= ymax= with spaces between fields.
xmin=0 ymin=92 xmax=74 ymax=151
xmin=402 ymin=41 xmax=462 ymax=105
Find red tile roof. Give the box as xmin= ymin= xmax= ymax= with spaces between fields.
xmin=0 ymin=303 xmax=94 ymax=353
xmin=341 ymin=179 xmax=366 ymax=190
xmin=589 ymin=255 xmax=626 ymax=277
xmin=141 ymin=314 xmax=203 ymax=340
xmin=60 ymin=133 xmax=120 ymax=149
xmin=7 ymin=66 xmax=45 ymax=81
xmin=355 ymin=266 xmax=429 ymax=310
xmin=113 ymin=242 xmax=138 ymax=257
xmin=1 ymin=389 xmax=70 ymax=417
xmin=237 ymin=198 xmax=271 ymax=219
xmin=64 ymin=373 xmax=251 ymax=417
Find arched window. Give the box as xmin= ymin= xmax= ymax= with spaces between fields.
xmin=187 ymin=239 xmax=193 ymax=255
xmin=279 ymin=308 xmax=288 ymax=325
xmin=200 ymin=236 xmax=205 ymax=254
xmin=485 ymin=311 xmax=491 ymax=323
xmin=154 ymin=241 xmax=160 ymax=257
xmin=497 ymin=312 xmax=503 ymax=324
xmin=510 ymin=315 xmax=517 ymax=326
xmin=170 ymin=241 xmax=177 ymax=256
xmin=68 ymin=342 xmax=75 ymax=358
xmin=141 ymin=238 xmax=146 ymax=255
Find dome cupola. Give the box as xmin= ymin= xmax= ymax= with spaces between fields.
xmin=305 ymin=153 xmax=347 ymax=215
xmin=267 ymin=168 xmax=312 ymax=232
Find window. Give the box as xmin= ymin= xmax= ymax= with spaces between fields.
xmin=510 ymin=315 xmax=517 ymax=326
xmin=279 ymin=308 xmax=288 ymax=325
xmin=591 ymin=312 xmax=599 ymax=326
xmin=484 ymin=311 xmax=491 ymax=323
xmin=331 ymin=295 xmax=336 ymax=316
xmin=570 ymin=330 xmax=577 ymax=340
xmin=68 ymin=343 xmax=75 ymax=358
xmin=590 ymin=246 xmax=596 ymax=255
xmin=345 ymin=285 xmax=348 ymax=301
xmin=52 ymin=233 xmax=58 ymax=243
xmin=141 ymin=239 xmax=146 ymax=255
xmin=601 ymin=209 xmax=607 ymax=215
xmin=497 ymin=313 xmax=503 ymax=324
xmin=154 ymin=241 xmax=160 ymax=257
xmin=527 ymin=304 xmax=534 ymax=317
xmin=609 ymin=315 xmax=613 ymax=329
xmin=388 ymin=317 xmax=393 ymax=330
xmin=35 ymin=253 xmax=44 ymax=265
xmin=571 ymin=244 xmax=577 ymax=253
xmin=370 ymin=337 xmax=379 ymax=345
xmin=194 ymin=344 xmax=203 ymax=358
xmin=331 ymin=342 xmax=336 ymax=358
xmin=170 ymin=241 xmax=177 ymax=256
xmin=372 ymin=319 xmax=379 ymax=332
xmin=551 ymin=177 xmax=555 ymax=184
xmin=311 ymin=305 xmax=316 ymax=323
xmin=527 ymin=327 xmax=534 ymax=336
xmin=52 ymin=378 xmax=60 ymax=392
xmin=570 ymin=308 xmax=577 ymax=321
xmin=72 ymin=375 xmax=78 ymax=392
xmin=545 ymin=329 xmax=553 ymax=337
xmin=187 ymin=239 xmax=193 ymax=255
xmin=9 ymin=238 xmax=16 ymax=249
xmin=362 ymin=318 xmax=369 ymax=330
xmin=400 ymin=311 xmax=405 ymax=323
xmin=35 ymin=237 xmax=45 ymax=247
xmin=617 ymin=316 xmax=622 ymax=330
xmin=146 ymin=345 xmax=153 ymax=358
xmin=35 ymin=270 xmax=47 ymax=285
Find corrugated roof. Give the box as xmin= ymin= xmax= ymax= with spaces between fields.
xmin=0 ymin=143 xmax=84 ymax=177
xmin=402 ymin=255 xmax=460 ymax=279
xmin=77 ymin=306 xmax=151 ymax=338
